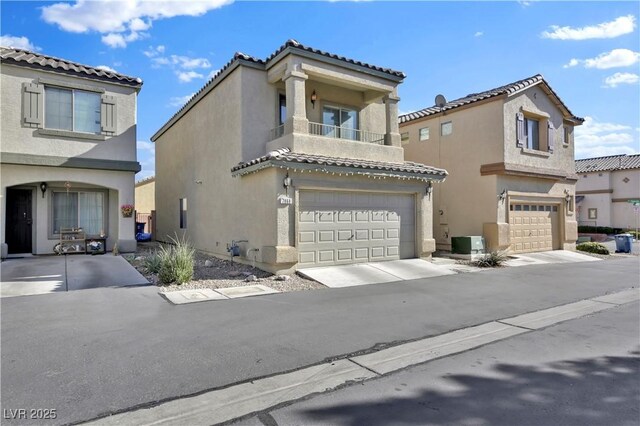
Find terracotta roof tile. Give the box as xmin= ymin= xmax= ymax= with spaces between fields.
xmin=575 ymin=154 xmax=640 ymax=173
xmin=0 ymin=46 xmax=142 ymax=87
xmin=399 ymin=74 xmax=583 ymax=124
xmin=231 ymin=148 xmax=447 ymax=180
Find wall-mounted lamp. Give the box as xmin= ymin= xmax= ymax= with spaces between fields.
xmin=283 ymin=173 xmax=292 ymax=189
xmin=564 ymin=189 xmax=572 ymax=208
xmin=425 ymin=181 xmax=432 ymax=197
xmin=310 ymin=90 xmax=317 ymax=109
xmin=40 ymin=182 xmax=48 ymax=198
xmin=497 ymin=188 xmax=507 ymax=202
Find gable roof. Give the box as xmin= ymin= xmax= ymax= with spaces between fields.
xmin=399 ymin=74 xmax=583 ymax=125
xmin=0 ymin=46 xmax=143 ymax=88
xmin=152 ymin=39 xmax=404 ymax=141
xmin=231 ymin=148 xmax=447 ymax=181
xmin=575 ymin=154 xmax=640 ymax=173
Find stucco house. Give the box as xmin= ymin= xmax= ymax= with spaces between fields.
xmin=153 ymin=40 xmax=447 ymax=273
xmin=400 ymin=74 xmax=584 ymax=254
xmin=1 ymin=47 xmax=143 ymax=256
xmin=575 ymin=154 xmax=640 ymax=230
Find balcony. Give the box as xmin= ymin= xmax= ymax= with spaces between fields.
xmin=270 ymin=122 xmax=385 ymax=145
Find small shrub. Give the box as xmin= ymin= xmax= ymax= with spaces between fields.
xmin=576 ymin=242 xmax=609 ymax=255
xmin=158 ymin=234 xmax=195 ymax=285
xmin=143 ymin=251 xmax=162 ymax=274
xmin=473 ymin=251 xmax=508 ymax=268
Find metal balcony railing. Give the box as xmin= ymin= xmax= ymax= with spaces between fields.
xmin=269 ymin=122 xmax=386 ymax=144
xmin=269 ymin=124 xmax=285 ymax=141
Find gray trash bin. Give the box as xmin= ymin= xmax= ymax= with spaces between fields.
xmin=614 ymin=234 xmax=633 ymax=253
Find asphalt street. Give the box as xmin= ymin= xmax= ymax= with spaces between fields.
xmin=1 ymin=257 xmax=638 ymax=425
xmin=254 ymin=300 xmax=640 ymax=426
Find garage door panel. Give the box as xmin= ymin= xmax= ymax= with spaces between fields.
xmin=509 ymin=203 xmax=559 ymax=254
xmin=298 ymin=191 xmax=415 ymax=267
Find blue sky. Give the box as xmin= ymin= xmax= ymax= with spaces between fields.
xmin=2 ymin=0 xmax=639 ymax=180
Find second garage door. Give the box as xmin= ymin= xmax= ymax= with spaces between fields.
xmin=298 ymin=190 xmax=415 ymax=267
xmin=509 ymin=202 xmax=560 ymax=253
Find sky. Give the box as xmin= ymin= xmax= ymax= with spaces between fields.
xmin=1 ymin=0 xmax=639 ymax=181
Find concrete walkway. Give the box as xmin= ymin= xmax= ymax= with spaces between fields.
xmin=299 ymin=259 xmax=456 ymax=288
xmin=1 ymin=255 xmax=148 ymax=297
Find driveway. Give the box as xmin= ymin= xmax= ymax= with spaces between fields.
xmin=1 ymin=255 xmax=148 ymax=297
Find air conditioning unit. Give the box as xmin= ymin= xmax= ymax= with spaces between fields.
xmin=451 ymin=236 xmax=485 ymax=255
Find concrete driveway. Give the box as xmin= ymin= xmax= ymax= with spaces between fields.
xmin=1 ymin=255 xmax=148 ymax=298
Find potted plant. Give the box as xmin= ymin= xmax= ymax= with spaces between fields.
xmin=121 ymin=204 xmax=134 ymax=218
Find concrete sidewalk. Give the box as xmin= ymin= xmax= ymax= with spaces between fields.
xmin=1 ymin=255 xmax=148 ymax=297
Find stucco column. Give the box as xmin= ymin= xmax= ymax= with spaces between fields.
xmin=117 ymin=178 xmax=136 ymax=253
xmin=384 ymin=93 xmax=401 ymax=147
xmin=284 ymin=66 xmax=309 ymax=135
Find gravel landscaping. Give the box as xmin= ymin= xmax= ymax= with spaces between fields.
xmin=126 ymin=242 xmax=325 ymax=293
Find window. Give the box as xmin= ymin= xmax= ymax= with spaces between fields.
xmin=524 ymin=117 xmax=540 ymax=150
xmin=588 ymin=208 xmax=597 ymax=220
xmin=563 ymin=126 xmax=571 ymax=145
xmin=278 ymin=94 xmax=286 ymax=126
xmin=419 ymin=127 xmax=430 ymax=141
xmin=45 ymin=86 xmax=101 ymax=134
xmin=441 ymin=121 xmax=452 ymax=136
xmin=180 ymin=198 xmax=187 ymax=229
xmin=322 ymin=105 xmax=358 ymax=141
xmin=52 ymin=191 xmax=105 ymax=235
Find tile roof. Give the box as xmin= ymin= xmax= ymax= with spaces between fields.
xmin=152 ymin=40 xmax=404 ymax=141
xmin=0 ymin=46 xmax=143 ymax=88
xmin=399 ymin=74 xmax=583 ymax=124
xmin=575 ymin=154 xmax=640 ymax=173
xmin=231 ymin=148 xmax=447 ymax=181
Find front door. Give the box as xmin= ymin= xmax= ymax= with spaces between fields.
xmin=6 ymin=188 xmax=33 ymax=254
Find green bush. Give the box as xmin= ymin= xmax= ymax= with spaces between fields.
xmin=158 ymin=234 xmax=195 ymax=285
xmin=576 ymin=242 xmax=609 ymax=255
xmin=624 ymin=230 xmax=639 ymax=239
xmin=473 ymin=251 xmax=508 ymax=268
xmin=143 ymin=251 xmax=162 ymax=274
xmin=578 ymin=226 xmax=623 ymax=235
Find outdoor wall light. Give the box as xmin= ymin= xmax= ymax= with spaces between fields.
xmin=564 ymin=189 xmax=572 ymax=207
xmin=310 ymin=90 xmax=317 ymax=108
xmin=283 ymin=173 xmax=292 ymax=189
xmin=497 ymin=188 xmax=507 ymax=202
xmin=426 ymin=181 xmax=432 ymax=197
xmin=40 ymin=182 xmax=48 ymax=198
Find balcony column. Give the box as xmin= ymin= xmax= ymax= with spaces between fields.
xmin=384 ymin=93 xmax=401 ymax=147
xmin=284 ymin=65 xmax=309 ymax=135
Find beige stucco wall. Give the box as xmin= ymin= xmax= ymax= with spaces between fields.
xmin=1 ymin=64 xmax=138 ymax=162
xmin=401 ymin=85 xmax=579 ymax=252
xmin=577 ymin=169 xmax=640 ymax=228
xmin=135 ymin=179 xmax=155 ymax=213
xmin=1 ymin=164 xmax=135 ymax=254
xmin=1 ymin=63 xmax=139 ymax=255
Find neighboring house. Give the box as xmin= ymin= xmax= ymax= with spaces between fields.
xmin=134 ymin=176 xmax=155 ymax=234
xmin=400 ymin=74 xmax=584 ymax=254
xmin=153 ymin=39 xmax=446 ymax=273
xmin=1 ymin=47 xmax=142 ymax=256
xmin=575 ymin=154 xmax=640 ymax=230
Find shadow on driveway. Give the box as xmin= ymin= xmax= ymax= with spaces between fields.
xmin=1 ymin=255 xmax=148 ymax=297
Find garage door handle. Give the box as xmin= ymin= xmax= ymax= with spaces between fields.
xmin=349 ymin=234 xmax=354 ymax=240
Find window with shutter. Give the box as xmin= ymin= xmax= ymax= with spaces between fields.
xmin=22 ymin=83 xmax=44 ymax=127
xmin=100 ymin=95 xmax=117 ymax=134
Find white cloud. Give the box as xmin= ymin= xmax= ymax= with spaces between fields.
xmin=517 ymin=1 xmax=532 ymax=7
xmin=474 ymin=31 xmax=483 ymax=37
xmin=574 ymin=116 xmax=638 ymax=159
xmin=207 ymin=69 xmax=220 ymax=79
xmin=0 ymin=35 xmax=39 ymax=51
xmin=137 ymin=140 xmax=155 ymax=153
xmin=176 ymin=71 xmax=204 ymax=83
xmin=168 ymin=93 xmax=195 ymax=107
xmin=101 ymin=33 xmax=126 ymax=48
xmin=96 ymin=65 xmax=118 ymax=73
xmin=603 ymin=72 xmax=639 ymax=88
xmin=564 ymin=49 xmax=640 ymax=69
xmin=170 ymin=55 xmax=211 ymax=69
xmin=542 ymin=15 xmax=636 ymax=40
xmin=42 ymin=0 xmax=233 ymax=47
xmin=143 ymin=45 xmax=165 ymax=58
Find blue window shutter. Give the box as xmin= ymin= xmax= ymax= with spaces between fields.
xmin=516 ymin=112 xmax=524 ymax=147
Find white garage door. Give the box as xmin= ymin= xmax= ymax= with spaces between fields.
xmin=298 ymin=190 xmax=415 ymax=267
xmin=509 ymin=202 xmax=560 ymax=253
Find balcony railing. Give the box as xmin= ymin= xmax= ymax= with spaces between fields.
xmin=308 ymin=122 xmax=385 ymax=144
xmin=268 ymin=122 xmax=385 ymax=144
